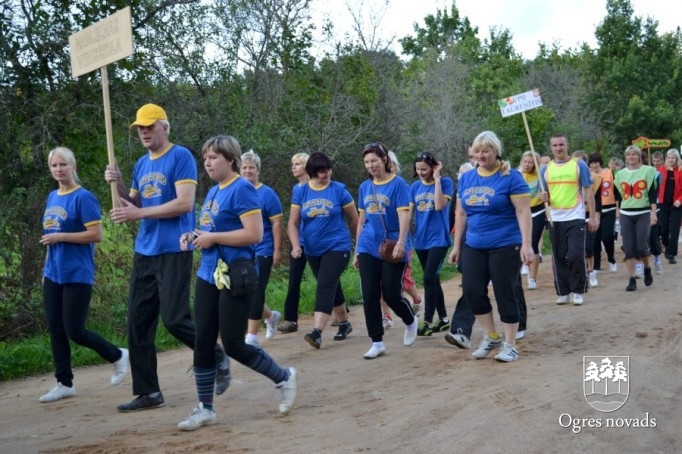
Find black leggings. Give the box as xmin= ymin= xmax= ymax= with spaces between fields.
xmin=415 ymin=247 xmax=448 ymax=323
xmin=250 ymin=255 xmax=273 ymax=320
xmin=43 ymin=278 xmax=120 ymax=386
xmin=358 ymin=253 xmax=415 ymax=342
xmin=306 ymin=251 xmax=349 ymax=314
xmin=460 ymin=244 xmax=521 ymax=324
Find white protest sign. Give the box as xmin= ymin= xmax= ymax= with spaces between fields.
xmin=498 ymin=89 xmax=543 ymax=118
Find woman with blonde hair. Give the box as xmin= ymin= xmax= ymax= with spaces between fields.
xmin=519 ymin=150 xmax=545 ymax=290
xmin=614 ymin=145 xmax=659 ymax=291
xmin=448 ymin=131 xmax=532 ymax=362
xmin=39 ymin=147 xmax=128 ymax=403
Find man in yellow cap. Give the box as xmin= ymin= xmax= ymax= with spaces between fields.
xmin=105 ymin=104 xmax=230 ymax=412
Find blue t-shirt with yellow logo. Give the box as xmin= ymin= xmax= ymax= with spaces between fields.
xmin=409 ymin=177 xmax=454 ymax=249
xmin=43 ymin=186 xmax=102 ymax=285
xmin=356 ymin=174 xmax=411 ymax=261
xmin=254 ymin=183 xmax=282 ymax=257
xmin=458 ymin=167 xmax=529 ymax=249
xmin=196 ymin=175 xmax=261 ymax=284
xmin=292 ymin=180 xmax=354 ymax=256
xmin=131 ymin=144 xmax=197 ymax=256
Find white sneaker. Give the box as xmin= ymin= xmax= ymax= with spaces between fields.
xmin=572 ymin=293 xmax=584 ymax=305
xmin=472 ymin=334 xmax=503 ymax=359
xmin=445 ymin=330 xmax=472 ymax=349
xmin=111 ymin=348 xmax=129 ymax=386
xmin=609 ymin=262 xmax=618 ymax=272
xmin=265 ymin=311 xmax=281 ymax=340
xmin=520 ymin=264 xmax=530 ymax=275
xmin=245 ymin=335 xmax=260 ymax=348
xmin=655 ymin=259 xmax=663 ymax=274
xmin=515 ymin=330 xmax=526 ymax=340
xmin=39 ymin=382 xmax=76 ymax=403
xmin=403 ymin=315 xmax=418 ymax=346
xmin=635 ymin=263 xmax=644 ymax=277
xmin=589 ymin=272 xmax=598 ymax=288
xmin=178 ymin=402 xmax=217 ymax=431
xmin=527 ymin=278 xmax=537 ymax=290
xmin=494 ymin=342 xmax=519 ymax=362
xmin=363 ymin=342 xmax=386 ymax=359
xmin=382 ymin=314 xmax=394 ymax=329
xmin=556 ymin=295 xmax=570 ymax=305
xmin=276 ymin=367 xmax=297 ymax=416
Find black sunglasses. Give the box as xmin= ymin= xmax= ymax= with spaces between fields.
xmin=416 ymin=151 xmax=435 ymax=164
xmin=363 ymin=142 xmax=388 ymax=156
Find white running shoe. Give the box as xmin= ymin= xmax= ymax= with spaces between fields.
xmin=265 ymin=311 xmax=281 ymax=340
xmin=472 ymin=334 xmax=503 ymax=359
xmin=403 ymin=315 xmax=418 ymax=346
xmin=178 ymin=402 xmax=217 ymax=431
xmin=363 ymin=342 xmax=386 ymax=359
xmin=245 ymin=335 xmax=260 ymax=348
xmin=609 ymin=262 xmax=618 ymax=272
xmin=111 ymin=348 xmax=129 ymax=386
xmin=276 ymin=367 xmax=297 ymax=416
xmin=589 ymin=271 xmax=598 ymax=288
xmin=527 ymin=278 xmax=537 ymax=290
xmin=515 ymin=330 xmax=526 ymax=340
xmin=445 ymin=330 xmax=472 ymax=349
xmin=520 ymin=264 xmax=530 ymax=275
xmin=635 ymin=263 xmax=644 ymax=277
xmin=39 ymin=382 xmax=76 ymax=403
xmin=556 ymin=295 xmax=570 ymax=305
xmin=494 ymin=342 xmax=519 ymax=362
xmin=572 ymin=293 xmax=584 ymax=305
xmin=654 ymin=259 xmax=663 ymax=274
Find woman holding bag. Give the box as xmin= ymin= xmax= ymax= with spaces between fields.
xmin=177 ymin=135 xmax=296 ymax=431
xmin=354 ymin=142 xmax=419 ymax=359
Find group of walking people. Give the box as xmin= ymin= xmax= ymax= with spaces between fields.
xmin=38 ymin=101 xmax=681 ymax=432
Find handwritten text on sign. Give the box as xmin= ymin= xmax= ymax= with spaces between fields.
xmin=68 ymin=7 xmax=133 ymax=77
xmin=498 ymin=89 xmax=543 ymax=118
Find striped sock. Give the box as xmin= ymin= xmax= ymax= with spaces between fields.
xmin=194 ymin=366 xmax=216 ymax=409
xmin=245 ymin=348 xmax=287 ymax=384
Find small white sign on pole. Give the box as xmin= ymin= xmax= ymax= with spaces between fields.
xmin=68 ymin=7 xmax=133 ymax=78
xmin=498 ymin=89 xmax=543 ymax=118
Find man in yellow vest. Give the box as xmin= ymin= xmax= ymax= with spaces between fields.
xmin=539 ymin=134 xmax=599 ymax=305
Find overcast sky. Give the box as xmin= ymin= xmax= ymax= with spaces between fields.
xmin=310 ymin=0 xmax=682 ymax=59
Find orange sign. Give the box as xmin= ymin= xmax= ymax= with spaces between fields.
xmin=631 ymin=136 xmax=671 ymax=148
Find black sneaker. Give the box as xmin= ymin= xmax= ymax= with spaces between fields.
xmin=117 ymin=393 xmax=165 ymax=412
xmin=215 ymin=346 xmax=231 ymax=395
xmin=333 ymin=322 xmax=353 ymax=341
xmin=643 ymin=267 xmax=653 ymax=286
xmin=304 ymin=330 xmax=322 ymax=349
xmin=417 ymin=322 xmax=433 ymax=336
xmin=431 ymin=319 xmax=450 ymax=333
xmin=626 ymin=277 xmax=637 ymax=292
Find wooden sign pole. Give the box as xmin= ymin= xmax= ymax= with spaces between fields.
xmin=522 ymin=111 xmax=552 ymax=225
xmin=101 ymin=65 xmax=119 ymax=208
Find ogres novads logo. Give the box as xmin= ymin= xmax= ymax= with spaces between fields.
xmin=583 ymin=356 xmax=629 ymax=412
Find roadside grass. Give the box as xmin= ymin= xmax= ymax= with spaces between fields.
xmin=0 ymin=253 xmax=460 ymax=382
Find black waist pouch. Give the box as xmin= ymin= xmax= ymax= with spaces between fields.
xmin=228 ymin=259 xmax=258 ymax=297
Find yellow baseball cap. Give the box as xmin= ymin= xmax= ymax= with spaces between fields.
xmin=130 ymin=104 xmax=167 ymax=128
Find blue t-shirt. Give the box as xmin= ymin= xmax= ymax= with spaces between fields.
xmin=131 ymin=144 xmax=197 ymax=256
xmin=292 ymin=180 xmax=354 ymax=256
xmin=410 ymin=177 xmax=454 ymax=249
xmin=458 ymin=166 xmax=529 ymax=249
xmin=254 ymin=183 xmax=282 ymax=257
xmin=356 ymin=174 xmax=412 ymax=261
xmin=196 ymin=176 xmax=261 ymax=284
xmin=42 ymin=186 xmax=102 ymax=285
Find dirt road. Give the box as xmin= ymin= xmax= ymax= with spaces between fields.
xmin=1 ymin=250 xmax=680 ymax=453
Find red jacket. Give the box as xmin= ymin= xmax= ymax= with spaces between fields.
xmin=657 ymin=165 xmax=682 ymax=205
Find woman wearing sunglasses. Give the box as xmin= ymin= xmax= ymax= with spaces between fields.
xmin=354 ymin=142 xmax=419 ymax=359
